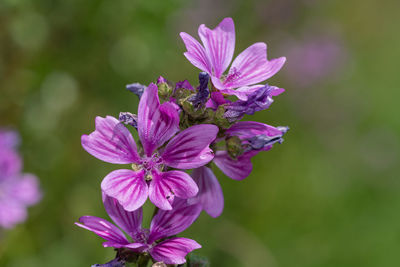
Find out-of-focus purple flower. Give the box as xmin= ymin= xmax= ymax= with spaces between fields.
xmin=225 ymin=84 xmax=285 ymax=122
xmin=188 ymin=72 xmax=210 ymax=108
xmin=0 ymin=130 xmax=41 ymax=229
xmin=0 ymin=174 xmax=42 ymax=228
xmin=118 ymin=112 xmax=138 ymax=129
xmin=76 ymin=195 xmax=202 ymax=265
xmin=283 ymin=33 xmax=348 ymax=88
xmin=0 ymin=130 xmax=20 ymax=150
xmin=81 ymin=83 xmax=218 ymax=211
xmin=180 ymin=17 xmax=286 ymax=100
xmin=126 ymin=83 xmax=146 ymax=99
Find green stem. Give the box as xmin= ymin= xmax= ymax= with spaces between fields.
xmin=137 ymin=254 xmax=150 ymax=267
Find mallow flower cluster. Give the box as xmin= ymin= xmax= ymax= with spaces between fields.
xmin=0 ymin=129 xmax=41 ymax=229
xmin=77 ymin=17 xmax=288 ymax=266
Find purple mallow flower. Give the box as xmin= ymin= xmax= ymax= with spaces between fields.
xmin=0 ymin=130 xmax=41 ymax=229
xmin=225 ymin=84 xmax=285 ymax=122
xmin=82 ymin=83 xmax=218 ymax=211
xmin=180 ymin=17 xmax=286 ymax=100
xmin=76 ymin=195 xmax=202 ymax=265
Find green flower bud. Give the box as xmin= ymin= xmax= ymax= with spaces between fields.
xmin=226 ymin=136 xmax=244 ymax=159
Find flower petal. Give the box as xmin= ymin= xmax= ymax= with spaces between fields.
xmin=213 ymin=151 xmax=254 ymax=180
xmin=149 ymin=198 xmax=201 ymax=242
xmin=150 ymin=237 xmax=201 ymax=265
xmin=103 ymin=194 xmax=143 ymax=238
xmin=75 ymin=216 xmax=129 ymax=245
xmin=81 ymin=116 xmax=140 ymax=164
xmin=190 ymin=167 xmax=224 ymax=218
xmin=162 ymin=124 xmax=218 ymax=169
xmin=138 ymin=83 xmax=180 ymax=156
xmin=198 ymin=17 xmax=235 ymax=78
xmin=101 ymin=169 xmax=148 ymax=211
xmin=123 ymin=242 xmax=148 ymax=252
xmin=149 ymin=170 xmax=199 ymax=211
xmin=218 ymin=42 xmax=286 ymax=89
xmin=226 ymin=121 xmax=284 ymax=140
xmin=180 ymin=32 xmax=212 ymax=73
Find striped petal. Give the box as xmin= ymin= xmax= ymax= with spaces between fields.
xmin=148 ymin=170 xmax=198 ymax=210
xmin=75 ymin=216 xmax=129 ymax=246
xmin=138 ymin=83 xmax=180 ymax=156
xmin=213 ymin=151 xmax=254 ymax=180
xmin=81 ymin=116 xmax=140 ymax=164
xmin=198 ymin=17 xmax=235 ymax=78
xmin=161 ymin=124 xmax=218 ymax=169
xmin=150 ymin=237 xmax=201 ymax=265
xmin=190 ymin=167 xmax=224 ymax=218
xmin=218 ymin=42 xmax=286 ymax=89
xmin=149 ymin=198 xmax=201 ymax=243
xmin=103 ymin=194 xmax=143 ymax=238
xmin=180 ymin=32 xmax=212 ymax=73
xmin=101 ymin=169 xmax=148 ymax=211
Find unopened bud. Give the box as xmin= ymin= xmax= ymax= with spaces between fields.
xmin=226 ymin=136 xmax=243 ymax=159
xmin=152 ymin=262 xmax=167 ymax=267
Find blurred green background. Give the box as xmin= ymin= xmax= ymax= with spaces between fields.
xmin=1 ymin=0 xmax=399 ymax=266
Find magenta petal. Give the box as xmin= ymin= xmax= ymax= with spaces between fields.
xmin=149 ymin=198 xmax=201 ymax=243
xmin=103 ymin=194 xmax=143 ymax=238
xmin=101 ymin=169 xmax=148 ymax=211
xmin=213 ymin=151 xmax=253 ymax=180
xmin=198 ymin=17 xmax=235 ymax=78
xmin=81 ymin=116 xmax=140 ymax=164
xmin=123 ymin=242 xmax=148 ymax=252
xmin=190 ymin=167 xmax=224 ymax=218
xmin=149 ymin=170 xmax=199 ymax=210
xmin=162 ymin=124 xmax=218 ymax=169
xmin=180 ymin=32 xmax=212 ymax=73
xmin=76 ymin=216 xmax=129 ymax=245
xmin=150 ymin=237 xmax=201 ymax=265
xmin=219 ymin=42 xmax=286 ymax=89
xmin=138 ymin=83 xmax=180 ymax=156
xmin=226 ymin=121 xmax=283 ymax=140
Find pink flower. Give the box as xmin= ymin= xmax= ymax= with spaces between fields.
xmin=81 ymin=83 xmax=218 ymax=211
xmin=76 ymin=195 xmax=202 ymax=265
xmin=180 ymin=17 xmax=286 ymax=100
xmin=0 ymin=130 xmax=41 ymax=229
